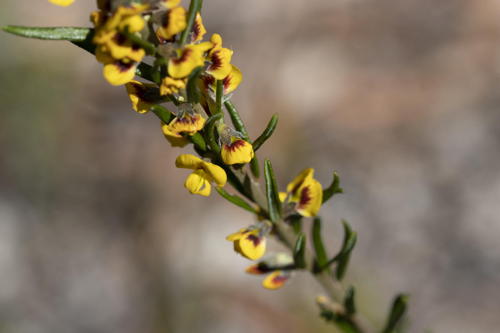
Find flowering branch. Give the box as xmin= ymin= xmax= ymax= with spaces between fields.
xmin=2 ymin=0 xmax=409 ymax=332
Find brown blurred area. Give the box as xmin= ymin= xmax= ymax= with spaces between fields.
xmin=1 ymin=1 xmax=500 ymax=332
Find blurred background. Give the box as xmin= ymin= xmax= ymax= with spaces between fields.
xmin=1 ymin=0 xmax=500 ymax=332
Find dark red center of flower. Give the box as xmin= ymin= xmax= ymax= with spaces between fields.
xmin=172 ymin=48 xmax=193 ymax=64
xmin=192 ymin=21 xmax=201 ymax=41
xmin=210 ymin=50 xmax=222 ymax=70
xmin=223 ymin=75 xmax=231 ymax=90
xmin=225 ymin=139 xmax=246 ymax=152
xmin=177 ymin=116 xmax=198 ymax=124
xmin=246 ymin=234 xmax=261 ymax=247
xmin=116 ymin=61 xmax=134 ymax=73
xmin=113 ymin=33 xmax=128 ymax=46
xmin=299 ymin=186 xmax=312 ymax=206
xmin=272 ymin=275 xmax=288 ymax=285
xmin=162 ymin=11 xmax=171 ymax=27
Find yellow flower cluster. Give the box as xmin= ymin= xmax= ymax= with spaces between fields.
xmin=91 ymin=4 xmax=148 ymax=86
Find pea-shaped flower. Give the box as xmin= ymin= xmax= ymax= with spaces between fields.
xmin=226 ymin=227 xmax=266 ymax=260
xmin=284 ymin=168 xmax=323 ymax=217
xmin=221 ymin=138 xmax=254 ymax=165
xmin=175 ymin=154 xmax=226 ymax=196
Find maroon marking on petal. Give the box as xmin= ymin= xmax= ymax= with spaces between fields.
xmin=172 ymin=48 xmax=193 ymax=64
xmin=209 ymin=50 xmax=222 ymax=70
xmin=113 ymin=33 xmax=128 ymax=46
xmin=192 ymin=21 xmax=201 ymax=41
xmin=223 ymin=75 xmax=231 ymax=90
xmin=177 ymin=115 xmax=199 ymax=125
xmin=116 ymin=61 xmax=134 ymax=73
xmin=272 ymin=275 xmax=288 ymax=285
xmin=246 ymin=234 xmax=261 ymax=247
xmin=299 ymin=186 xmax=312 ymax=206
xmin=224 ymin=139 xmax=247 ymax=152
xmin=162 ymin=11 xmax=171 ymax=28
xmin=201 ymin=74 xmax=215 ymax=88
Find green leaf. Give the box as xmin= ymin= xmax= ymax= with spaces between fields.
xmin=344 ymin=286 xmax=356 ymax=315
xmin=383 ymin=294 xmax=409 ymax=333
xmin=335 ymin=220 xmax=357 ymax=280
xmin=322 ymin=171 xmax=343 ymax=204
xmin=288 ymin=214 xmax=303 ymax=233
xmin=252 ymin=114 xmax=278 ymax=152
xmin=250 ymin=157 xmax=260 ymax=178
xmin=312 ymin=217 xmax=328 ymax=272
xmin=264 ymin=159 xmax=281 ymax=222
xmin=150 ymin=105 xmax=173 ymax=124
xmin=189 ymin=132 xmax=207 ymax=153
xmin=215 ymin=187 xmax=257 ymax=214
xmin=293 ymin=232 xmax=307 ymax=269
xmin=224 ymin=101 xmax=249 ymax=140
xmin=2 ymin=26 xmax=92 ymax=41
xmin=215 ymin=80 xmax=224 ymax=115
xmin=204 ymin=113 xmax=223 ymax=154
xmin=186 ymin=66 xmax=203 ymax=103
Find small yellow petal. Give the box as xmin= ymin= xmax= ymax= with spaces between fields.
xmin=295 ymin=179 xmax=323 ymax=217
xmin=237 ymin=231 xmax=266 ymax=260
xmin=49 ymin=0 xmax=74 ymax=6
xmin=201 ymin=162 xmax=227 ymax=187
xmin=168 ymin=114 xmax=206 ymax=136
xmin=225 ymin=228 xmax=247 ymax=241
xmin=245 ymin=264 xmax=266 ymax=275
xmin=185 ymin=170 xmax=211 ymax=196
xmin=210 ymin=33 xmax=223 ymax=49
xmin=168 ymin=45 xmax=206 ymax=79
xmin=157 ymin=7 xmax=187 ymax=40
xmin=119 ymin=15 xmax=145 ymax=33
xmin=162 ymin=123 xmax=190 ymax=147
xmin=175 ymin=154 xmax=204 ymax=170
xmin=103 ymin=61 xmax=137 ymax=86
xmin=221 ymin=139 xmax=254 ymax=165
xmin=161 ymin=0 xmax=181 ymax=9
xmin=125 ymin=80 xmax=157 ymax=114
xmin=286 ymin=168 xmax=314 ymax=194
xmin=262 ymin=271 xmax=289 ymax=290
xmin=222 ymin=65 xmax=242 ymax=94
xmin=279 ymin=192 xmax=287 ymax=202
xmin=207 ymin=47 xmax=233 ymax=80
xmin=191 ymin=13 xmax=207 ymax=42
xmin=160 ymin=77 xmax=186 ymax=96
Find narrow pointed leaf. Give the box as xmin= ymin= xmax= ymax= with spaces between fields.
xmin=382 ymin=294 xmax=409 ymax=333
xmin=2 ymin=26 xmax=92 ymax=41
xmin=335 ymin=220 xmax=357 ymax=280
xmin=252 ymin=114 xmax=278 ymax=152
xmin=344 ymin=286 xmax=356 ymax=315
xmin=312 ymin=217 xmax=328 ymax=272
xmin=216 ymin=187 xmax=257 ymax=214
xmin=189 ymin=132 xmax=207 ymax=152
xmin=215 ymin=80 xmax=223 ymax=114
xmin=250 ymin=157 xmax=260 ymax=178
xmin=288 ymin=214 xmax=303 ymax=234
xmin=150 ymin=105 xmax=173 ymax=124
xmin=186 ymin=66 xmax=203 ymax=103
xmin=323 ymin=171 xmax=343 ymax=204
xmin=293 ymin=232 xmax=307 ymax=269
xmin=264 ymin=159 xmax=281 ymax=222
xmin=178 ymin=0 xmax=202 ymax=45
xmin=224 ymin=101 xmax=249 ymax=140
xmin=204 ymin=113 xmax=223 ymax=154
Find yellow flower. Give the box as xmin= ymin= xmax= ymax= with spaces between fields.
xmin=262 ymin=271 xmax=290 ymax=290
xmin=103 ymin=60 xmax=138 ymax=86
xmin=49 ymin=0 xmax=74 ymax=6
xmin=156 ymin=7 xmax=187 ymax=41
xmin=125 ymin=80 xmax=160 ymax=114
xmin=102 ymin=31 xmax=145 ymax=62
xmin=221 ymin=138 xmax=254 ymax=165
xmin=160 ymin=77 xmax=187 ymax=96
xmin=162 ymin=114 xmax=206 ymax=147
xmin=175 ymin=154 xmax=227 ymax=196
xmin=226 ymin=228 xmax=266 ymax=260
xmin=206 ymin=47 xmax=233 ymax=80
xmin=191 ymin=13 xmax=207 ymax=42
xmin=286 ymin=168 xmax=323 ymax=217
xmin=222 ymin=65 xmax=242 ymax=94
xmin=168 ymin=43 xmax=211 ymax=79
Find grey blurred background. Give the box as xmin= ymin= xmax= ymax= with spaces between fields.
xmin=1 ymin=1 xmax=500 ymax=332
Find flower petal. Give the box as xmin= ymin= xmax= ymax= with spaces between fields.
xmin=191 ymin=13 xmax=207 ymax=42
xmin=225 ymin=228 xmax=247 ymax=241
xmin=286 ymin=168 xmax=314 ymax=194
xmin=295 ymin=178 xmax=323 ymax=217
xmin=103 ymin=60 xmax=137 ymax=86
xmin=207 ymin=47 xmax=233 ymax=80
xmin=157 ymin=7 xmax=187 ymax=40
xmin=262 ymin=271 xmax=289 ymax=290
xmin=162 ymin=123 xmax=190 ymax=147
xmin=168 ymin=45 xmax=206 ymax=79
xmin=175 ymin=154 xmax=203 ymax=170
xmin=125 ymin=80 xmax=158 ymax=114
xmin=222 ymin=65 xmax=242 ymax=94
xmin=221 ymin=139 xmax=254 ymax=165
xmin=201 ymin=162 xmax=227 ymax=187
xmin=185 ymin=170 xmax=211 ymax=196
xmin=237 ymin=231 xmax=266 ymax=260
xmin=49 ymin=0 xmax=74 ymax=6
